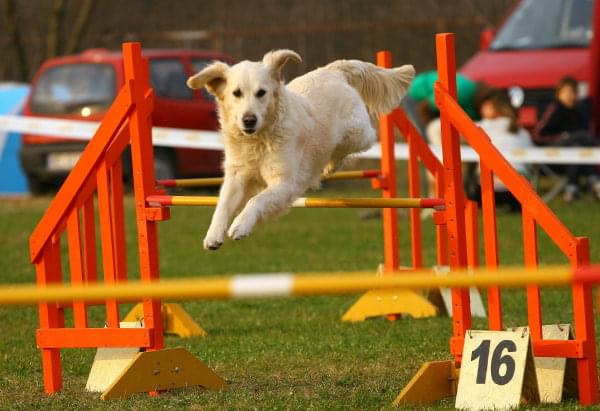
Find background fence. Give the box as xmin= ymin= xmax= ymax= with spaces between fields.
xmin=1 ymin=0 xmax=517 ymax=82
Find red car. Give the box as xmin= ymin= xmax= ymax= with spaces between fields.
xmin=20 ymin=48 xmax=234 ymax=193
xmin=461 ymin=0 xmax=598 ymax=129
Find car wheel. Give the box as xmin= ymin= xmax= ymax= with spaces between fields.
xmin=26 ymin=173 xmax=50 ymax=195
xmin=153 ymin=148 xmax=176 ymax=181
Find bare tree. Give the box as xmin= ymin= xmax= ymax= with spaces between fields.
xmin=47 ymin=0 xmax=66 ymax=58
xmin=1 ymin=0 xmax=28 ymax=81
xmin=64 ymin=0 xmax=97 ymax=55
xmin=0 ymin=0 xmax=519 ymax=82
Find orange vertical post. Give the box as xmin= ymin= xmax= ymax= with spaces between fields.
xmin=407 ymin=131 xmax=423 ymax=269
xmin=571 ymin=237 xmax=599 ymax=405
xmin=109 ymin=160 xmax=128 ymax=283
xmin=82 ymin=197 xmax=98 ymax=284
xmin=66 ymin=210 xmax=88 ymax=328
xmin=123 ymin=42 xmax=165 ymax=347
xmin=479 ymin=162 xmax=502 ymax=330
xmin=464 ymin=201 xmax=479 ymax=269
xmin=522 ymin=209 xmax=542 ymax=340
xmin=377 ymin=51 xmax=401 ymax=322
xmin=36 ymin=240 xmax=64 ymax=393
xmin=434 ymin=170 xmax=448 ymax=267
xmin=377 ymin=51 xmax=400 ymax=272
xmin=391 ymin=108 xmax=446 ymax=268
xmin=97 ymin=162 xmax=120 ymax=327
xmin=435 ymin=33 xmax=471 ymax=359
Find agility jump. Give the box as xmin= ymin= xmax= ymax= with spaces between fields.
xmin=22 ymin=34 xmax=598 ymax=406
xmin=146 ymin=195 xmax=445 ymax=209
xmin=2 ymin=266 xmax=598 ymax=306
xmin=157 ymin=169 xmax=383 ymax=187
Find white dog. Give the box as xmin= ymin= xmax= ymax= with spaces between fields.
xmin=187 ymin=49 xmax=414 ymax=250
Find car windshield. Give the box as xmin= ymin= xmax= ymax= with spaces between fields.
xmin=490 ymin=0 xmax=593 ymax=51
xmin=30 ymin=63 xmax=116 ymax=115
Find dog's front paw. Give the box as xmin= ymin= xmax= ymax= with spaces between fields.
xmin=203 ymin=236 xmax=223 ymax=250
xmin=203 ymin=237 xmax=223 ymax=250
xmin=228 ymin=214 xmax=255 ymax=241
xmin=203 ymin=231 xmax=225 ymax=250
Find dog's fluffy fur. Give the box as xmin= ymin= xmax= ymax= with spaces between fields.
xmin=187 ymin=49 xmax=414 ymax=250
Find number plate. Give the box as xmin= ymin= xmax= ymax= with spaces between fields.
xmin=456 ymin=330 xmax=539 ymax=410
xmin=46 ymin=151 xmax=81 ymax=171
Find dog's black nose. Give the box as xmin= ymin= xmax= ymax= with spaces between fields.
xmin=242 ymin=114 xmax=257 ymax=130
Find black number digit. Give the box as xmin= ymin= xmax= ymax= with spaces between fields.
xmin=490 ymin=340 xmax=517 ymax=385
xmin=471 ymin=339 xmax=490 ymax=384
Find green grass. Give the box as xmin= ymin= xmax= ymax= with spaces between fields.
xmin=1 ymin=181 xmax=600 ymax=410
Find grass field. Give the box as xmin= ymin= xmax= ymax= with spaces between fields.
xmin=1 ymin=180 xmax=600 ymax=410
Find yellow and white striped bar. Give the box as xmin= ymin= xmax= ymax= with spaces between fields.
xmin=159 ymin=177 xmax=225 ymax=188
xmin=157 ymin=170 xmax=381 ymax=188
xmin=146 ymin=195 xmax=445 ymax=209
xmin=0 ymin=265 xmax=595 ymax=306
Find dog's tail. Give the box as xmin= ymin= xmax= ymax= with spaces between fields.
xmin=326 ymin=60 xmax=415 ymax=114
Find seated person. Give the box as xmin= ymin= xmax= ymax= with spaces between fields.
xmin=469 ymin=91 xmax=533 ymax=212
xmin=533 ymin=76 xmax=600 ymax=202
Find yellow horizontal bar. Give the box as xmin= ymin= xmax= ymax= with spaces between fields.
xmin=173 ymin=177 xmax=224 ymax=187
xmin=171 ymin=196 xmax=218 ymax=206
xmin=163 ymin=170 xmax=377 ymax=188
xmin=166 ymin=196 xmax=430 ymax=208
xmin=322 ymin=170 xmax=370 ymax=180
xmin=302 ymin=197 xmax=422 ymax=208
xmin=0 ymin=267 xmax=574 ymax=306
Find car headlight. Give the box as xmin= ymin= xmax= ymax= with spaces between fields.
xmin=578 ymin=81 xmax=589 ymax=99
xmin=508 ymin=86 xmax=525 ymax=108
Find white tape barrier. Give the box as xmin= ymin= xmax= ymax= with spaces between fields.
xmin=1 ymin=114 xmax=599 ymax=165
xmin=0 ymin=114 xmax=224 ymax=150
xmin=359 ymin=142 xmax=600 ymax=165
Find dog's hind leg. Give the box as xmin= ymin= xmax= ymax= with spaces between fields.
xmin=324 ymin=112 xmax=377 ymax=176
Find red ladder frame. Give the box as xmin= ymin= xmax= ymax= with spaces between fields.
xmin=30 ymin=42 xmax=165 ymax=394
xmin=435 ymin=33 xmax=598 ymax=405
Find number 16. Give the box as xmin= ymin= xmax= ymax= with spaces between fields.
xmin=471 ymin=339 xmax=517 ymax=385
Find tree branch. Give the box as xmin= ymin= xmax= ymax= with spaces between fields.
xmin=1 ymin=0 xmax=28 ymax=81
xmin=47 ymin=0 xmax=66 ymax=58
xmin=65 ymin=0 xmax=97 ymax=55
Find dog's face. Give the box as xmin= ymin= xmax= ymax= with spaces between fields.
xmin=187 ymin=50 xmax=302 ymax=136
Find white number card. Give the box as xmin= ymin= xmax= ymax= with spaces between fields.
xmin=456 ymin=330 xmax=539 ymax=410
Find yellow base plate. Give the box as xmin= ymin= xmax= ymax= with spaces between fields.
xmin=124 ymin=302 xmax=207 ymax=338
xmin=393 ymin=360 xmax=458 ymax=406
xmin=101 ymin=347 xmax=226 ymax=400
xmin=341 ymin=288 xmax=439 ymax=322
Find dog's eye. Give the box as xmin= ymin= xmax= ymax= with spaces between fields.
xmin=255 ymin=89 xmax=266 ymax=98
xmin=233 ymin=89 xmax=242 ymax=98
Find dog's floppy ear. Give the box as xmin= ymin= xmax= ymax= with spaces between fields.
xmin=262 ymin=49 xmax=302 ymax=78
xmin=187 ymin=62 xmax=229 ymax=97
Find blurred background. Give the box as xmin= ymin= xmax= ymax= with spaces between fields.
xmin=1 ymin=0 xmax=515 ymax=81
xmin=1 ymin=0 xmax=598 ymax=200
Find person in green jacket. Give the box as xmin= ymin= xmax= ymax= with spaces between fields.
xmin=402 ymin=70 xmax=493 ymax=206
xmin=402 ymin=70 xmax=492 ymax=143
xmin=408 ymin=70 xmax=480 ymax=120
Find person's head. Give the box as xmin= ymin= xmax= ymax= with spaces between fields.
xmin=479 ymin=90 xmax=519 ymax=133
xmin=473 ymin=81 xmax=495 ymax=119
xmin=416 ymin=99 xmax=438 ymax=127
xmin=480 ymin=98 xmax=498 ymax=119
xmin=556 ymin=76 xmax=578 ymax=108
